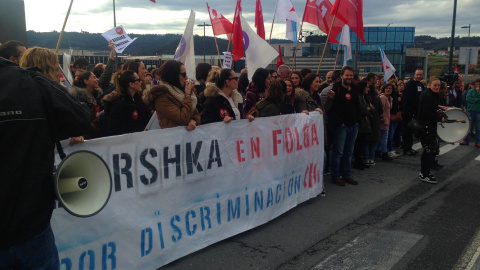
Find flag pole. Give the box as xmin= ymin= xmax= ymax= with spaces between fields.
xmin=268 ymin=0 xmax=279 ymax=44
xmin=55 ymin=0 xmax=75 ymax=55
xmin=213 ymin=36 xmax=222 ymax=64
xmin=291 ymin=21 xmax=304 ymax=71
xmin=333 ymin=43 xmax=341 ymax=70
xmin=316 ymin=14 xmax=336 ymax=75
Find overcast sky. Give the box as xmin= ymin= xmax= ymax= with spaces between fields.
xmin=23 ymin=0 xmax=478 ymax=40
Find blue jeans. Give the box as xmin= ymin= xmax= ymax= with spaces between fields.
xmin=331 ymin=124 xmax=359 ymax=179
xmin=364 ymin=141 xmax=377 ymax=159
xmin=377 ymin=130 xmax=389 ymax=153
xmin=387 ymin=122 xmax=398 ymax=151
xmin=0 ymin=225 xmax=59 ymax=270
xmin=463 ymin=111 xmax=480 ymax=144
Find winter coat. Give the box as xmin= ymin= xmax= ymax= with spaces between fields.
xmin=143 ymin=82 xmax=201 ymax=129
xmin=294 ymin=88 xmax=318 ymax=112
xmin=379 ymin=94 xmax=392 ymax=131
xmin=101 ymin=91 xmax=152 ymax=136
xmin=201 ymin=84 xmax=243 ymax=124
xmin=243 ymin=83 xmax=264 ymax=117
xmin=68 ymin=85 xmax=102 ymax=139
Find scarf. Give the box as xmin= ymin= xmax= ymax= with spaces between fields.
xmin=162 ymin=82 xmax=197 ymax=109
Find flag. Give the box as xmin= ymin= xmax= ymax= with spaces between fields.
xmin=255 ymin=0 xmax=265 ymax=39
xmin=302 ymin=0 xmax=344 ymax=43
xmin=174 ymin=10 xmax=196 ymax=80
xmin=232 ymin=0 xmax=244 ymax=61
xmin=453 ymin=64 xmax=463 ymax=89
xmin=150 ymin=0 xmax=156 ymax=3
xmin=339 ymin=25 xmax=351 ymax=66
xmin=207 ymin=3 xmax=233 ymax=41
xmin=276 ymin=44 xmax=285 ymax=70
xmin=240 ymin=15 xmax=278 ymax=81
xmin=274 ymin=0 xmax=300 ymax=43
xmin=379 ymin=46 xmax=396 ymax=83
xmin=331 ymin=0 xmax=365 ymax=44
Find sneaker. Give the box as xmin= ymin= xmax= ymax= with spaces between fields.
xmin=419 ymin=173 xmax=438 ymax=184
xmin=331 ymin=178 xmax=345 ymax=186
xmin=343 ymin=177 xmax=358 ymax=185
xmin=388 ymin=151 xmax=398 ymax=158
xmin=460 ymin=141 xmax=469 ymax=146
xmin=404 ymin=149 xmax=418 ymax=156
xmin=381 ymin=152 xmax=394 ymax=161
xmin=369 ymin=159 xmax=376 ymax=166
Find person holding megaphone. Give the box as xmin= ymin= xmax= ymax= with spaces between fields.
xmin=0 ymin=47 xmax=91 ymax=269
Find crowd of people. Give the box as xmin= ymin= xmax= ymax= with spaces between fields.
xmin=1 ymin=39 xmax=479 ymax=269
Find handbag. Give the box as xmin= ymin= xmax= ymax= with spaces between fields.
xmin=407 ymin=118 xmax=423 ymax=135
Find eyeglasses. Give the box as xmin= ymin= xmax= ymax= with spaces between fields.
xmin=227 ymin=76 xmax=238 ymax=81
xmin=132 ymin=78 xmax=141 ymax=83
xmin=179 ymin=72 xmax=187 ymax=77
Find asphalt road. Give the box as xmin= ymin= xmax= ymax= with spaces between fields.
xmin=159 ymin=139 xmax=480 ymax=270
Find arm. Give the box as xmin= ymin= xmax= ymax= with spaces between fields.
xmin=466 ymin=89 xmax=480 ymax=104
xmin=98 ymin=42 xmax=115 ymax=91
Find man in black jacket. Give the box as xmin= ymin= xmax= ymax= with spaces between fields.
xmin=403 ymin=68 xmax=425 ymax=155
xmin=417 ymin=77 xmax=446 ymax=184
xmin=0 ymin=57 xmax=91 ymax=269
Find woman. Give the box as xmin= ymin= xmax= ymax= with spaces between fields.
xmin=201 ymin=68 xmax=249 ymax=124
xmin=243 ymin=68 xmax=271 ymax=116
xmin=364 ymin=85 xmax=383 ymax=166
xmin=143 ymin=60 xmax=200 ymax=130
xmin=284 ymin=78 xmax=296 ymax=110
xmin=290 ymin=71 xmax=303 ymax=89
xmin=69 ymin=71 xmax=102 ymax=139
xmin=378 ymin=83 xmax=394 ymax=161
xmin=353 ymin=81 xmax=373 ymax=170
xmin=297 ymin=73 xmax=324 ymax=114
xmin=392 ymin=81 xmax=405 ymax=148
xmin=101 ymin=70 xmax=152 ymax=136
xmin=418 ymin=77 xmax=446 ymax=183
xmin=254 ymin=80 xmax=294 ymax=117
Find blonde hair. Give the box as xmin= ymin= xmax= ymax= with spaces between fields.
xmin=19 ymin=47 xmax=58 ymax=81
xmin=206 ymin=68 xmax=221 ymax=84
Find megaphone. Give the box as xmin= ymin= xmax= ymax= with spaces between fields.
xmin=54 ymin=150 xmax=112 ymax=217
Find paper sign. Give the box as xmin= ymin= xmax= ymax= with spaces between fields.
xmin=101 ymin=25 xmax=137 ymax=53
xmin=223 ymin=52 xmax=233 ymax=69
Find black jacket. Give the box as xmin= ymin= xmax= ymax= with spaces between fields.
xmin=418 ymin=88 xmax=442 ymax=133
xmin=326 ymin=82 xmax=361 ymax=128
xmin=403 ymin=79 xmax=425 ymax=116
xmin=201 ymin=84 xmax=243 ymax=124
xmin=101 ymin=91 xmax=152 ymax=137
xmin=0 ymin=58 xmax=91 ymax=249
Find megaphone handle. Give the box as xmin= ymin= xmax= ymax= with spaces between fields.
xmin=56 ymin=140 xmax=66 ymax=160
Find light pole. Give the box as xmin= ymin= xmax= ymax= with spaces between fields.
xmin=448 ymin=0 xmax=457 ymax=72
xmin=461 ymin=24 xmax=471 ymax=84
xmin=197 ymin=22 xmax=211 ymax=62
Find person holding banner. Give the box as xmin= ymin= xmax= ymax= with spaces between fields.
xmin=143 ymin=60 xmax=200 ymax=130
xmin=201 ymin=68 xmax=248 ymax=124
xmin=1 ymin=52 xmax=91 ymax=269
xmin=100 ymin=70 xmax=152 ymax=137
xmin=254 ymin=80 xmax=294 ymax=117
xmin=243 ymin=68 xmax=271 ymax=117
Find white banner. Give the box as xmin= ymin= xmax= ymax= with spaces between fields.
xmin=53 ymin=113 xmax=324 ymax=269
xmin=101 ymin=25 xmax=137 ymax=53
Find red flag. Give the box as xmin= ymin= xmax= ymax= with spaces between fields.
xmin=207 ymin=3 xmax=233 ymax=41
xmin=276 ymin=45 xmax=285 ymax=70
xmin=454 ymin=64 xmax=464 ymax=89
xmin=232 ymin=0 xmax=244 ymax=61
xmin=255 ymin=0 xmax=265 ymax=39
xmin=330 ymin=0 xmax=365 ymax=44
xmin=150 ymin=0 xmax=156 ymax=3
xmin=302 ymin=0 xmax=344 ymax=43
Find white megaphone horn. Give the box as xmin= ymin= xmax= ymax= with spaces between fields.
xmin=54 ymin=150 xmax=112 ymax=217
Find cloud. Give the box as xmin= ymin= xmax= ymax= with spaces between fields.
xmin=23 ymin=0 xmax=479 ymax=39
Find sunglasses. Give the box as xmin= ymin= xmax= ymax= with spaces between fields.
xmin=179 ymin=72 xmax=187 ymax=77
xmin=272 ymin=76 xmax=278 ymax=79
xmin=228 ymin=76 xmax=238 ymax=81
xmin=132 ymin=78 xmax=141 ymax=83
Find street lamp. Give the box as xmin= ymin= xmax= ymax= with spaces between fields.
xmin=461 ymin=24 xmax=472 ymax=84
xmin=461 ymin=24 xmax=471 ymax=46
xmin=197 ymin=22 xmax=211 ymax=62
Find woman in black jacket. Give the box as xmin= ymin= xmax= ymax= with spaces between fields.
xmin=100 ymin=70 xmax=152 ymax=137
xmin=201 ymin=69 xmax=253 ymax=124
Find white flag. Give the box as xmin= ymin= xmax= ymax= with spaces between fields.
xmin=240 ymin=15 xmax=278 ymax=81
xmin=379 ymin=46 xmax=396 ymax=83
xmin=174 ymin=10 xmax=196 ymax=80
xmin=274 ymin=0 xmax=299 ymax=21
xmin=339 ymin=25 xmax=352 ymax=66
